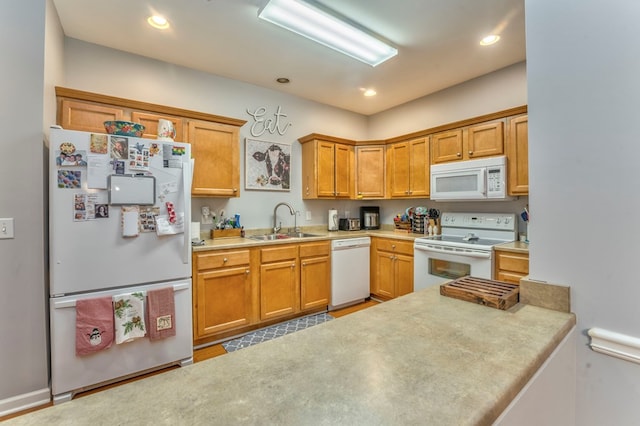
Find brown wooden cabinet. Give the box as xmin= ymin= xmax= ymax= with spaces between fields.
xmin=386 ymin=136 xmax=429 ymax=198
xmin=188 ymin=120 xmax=240 ymax=197
xmin=507 ymin=114 xmax=529 ymax=195
xmin=494 ymin=248 xmax=529 ymax=285
xmin=59 ymin=99 xmax=124 ymax=133
xmin=431 ymin=120 xmax=504 ymax=164
xmin=55 ymin=87 xmax=245 ymax=198
xmin=193 ymin=249 xmax=255 ymax=342
xmin=355 ymin=145 xmax=385 ymax=199
xmin=300 ymin=135 xmax=355 ymax=199
xmin=370 ymin=238 xmax=414 ymax=299
xmin=299 ymin=241 xmax=331 ymax=311
xmin=259 ymin=245 xmax=299 ymax=321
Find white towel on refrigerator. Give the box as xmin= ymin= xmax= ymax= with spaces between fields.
xmin=113 ymin=292 xmax=147 ymax=344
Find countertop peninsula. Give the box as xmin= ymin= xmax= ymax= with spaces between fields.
xmin=7 ymin=286 xmax=575 ymax=426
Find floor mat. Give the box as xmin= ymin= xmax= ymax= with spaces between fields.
xmin=222 ymin=313 xmax=333 ymax=352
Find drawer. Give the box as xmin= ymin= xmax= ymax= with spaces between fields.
xmin=299 ymin=241 xmax=330 ymax=258
xmin=375 ymin=238 xmax=414 ymax=256
xmin=261 ymin=245 xmax=298 ymax=263
xmin=196 ymin=250 xmax=250 ymax=270
xmin=495 ymin=251 xmax=529 ymax=274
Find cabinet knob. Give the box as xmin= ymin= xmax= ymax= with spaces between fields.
xmin=223 ymin=257 xmax=228 ymax=263
xmin=468 ymin=151 xmax=473 ymax=155
xmin=245 ymin=270 xmax=250 ymax=275
xmin=291 ymin=263 xmax=296 ymax=268
xmin=392 ymin=244 xmax=396 ymax=249
xmin=456 ymin=152 xmax=461 ymax=157
xmin=302 ymin=262 xmax=306 ymax=267
xmin=233 ymin=188 xmax=237 ymax=192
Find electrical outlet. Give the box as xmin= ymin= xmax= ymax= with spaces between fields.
xmin=0 ymin=218 xmax=14 ymax=239
xmin=305 ymin=211 xmax=312 ymax=220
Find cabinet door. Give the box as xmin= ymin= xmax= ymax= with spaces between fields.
xmin=467 ymin=120 xmax=505 ymax=159
xmin=395 ymin=253 xmax=414 ymax=297
xmin=507 ymin=115 xmax=529 ymax=195
xmin=316 ymin=141 xmax=336 ymax=197
xmin=59 ymin=99 xmax=124 ymax=133
xmin=300 ymin=255 xmax=330 ymax=310
xmin=260 ymin=260 xmax=299 ymax=320
xmin=387 ymin=142 xmax=410 ymax=197
xmin=431 ymin=129 xmax=463 ymax=163
xmin=408 ymin=137 xmax=429 ymax=197
xmin=194 ymin=266 xmax=252 ymax=339
xmin=356 ymin=145 xmax=385 ymax=199
xmin=372 ymin=250 xmax=396 ymax=298
xmin=494 ymin=250 xmax=529 ymax=285
xmin=188 ymin=120 xmax=240 ymax=197
xmin=334 ymin=143 xmax=353 ymax=198
xmin=131 ymin=111 xmax=184 ymax=141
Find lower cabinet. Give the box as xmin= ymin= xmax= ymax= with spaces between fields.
xmin=259 ymin=245 xmax=299 ymax=321
xmin=494 ymin=248 xmax=530 ymax=285
xmin=193 ymin=240 xmax=331 ymax=345
xmin=370 ymin=237 xmax=414 ymax=299
xmin=299 ymin=241 xmax=331 ymax=311
xmin=193 ymin=249 xmax=255 ymax=342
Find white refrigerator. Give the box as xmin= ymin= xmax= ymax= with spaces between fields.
xmin=48 ymin=128 xmax=193 ymax=404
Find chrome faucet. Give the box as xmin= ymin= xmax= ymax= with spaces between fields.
xmin=273 ymin=202 xmax=296 ymax=234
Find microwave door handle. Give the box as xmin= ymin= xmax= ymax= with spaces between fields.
xmin=415 ymin=244 xmax=491 ymax=259
xmin=479 ymin=168 xmax=487 ymax=195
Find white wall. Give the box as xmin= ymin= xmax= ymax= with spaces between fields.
xmin=0 ymin=0 xmax=53 ymax=415
xmin=368 ymin=61 xmax=527 ymax=140
xmin=526 ymin=0 xmax=640 ymax=424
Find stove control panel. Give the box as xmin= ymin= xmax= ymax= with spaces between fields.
xmin=440 ymin=213 xmax=516 ymax=231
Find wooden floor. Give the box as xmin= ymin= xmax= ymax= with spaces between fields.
xmin=0 ymin=299 xmax=379 ymax=421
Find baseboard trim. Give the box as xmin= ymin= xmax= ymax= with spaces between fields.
xmin=0 ymin=387 xmax=50 ymax=417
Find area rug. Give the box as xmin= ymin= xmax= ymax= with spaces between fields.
xmin=222 ymin=313 xmax=333 ymax=352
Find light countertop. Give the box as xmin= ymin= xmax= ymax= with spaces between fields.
xmin=7 ymin=286 xmax=575 ymax=425
xmin=494 ymin=240 xmax=530 ymax=254
xmin=193 ymin=227 xmax=421 ymax=252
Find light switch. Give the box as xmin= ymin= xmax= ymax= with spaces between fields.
xmin=305 ymin=211 xmax=312 ymax=221
xmin=0 ymin=218 xmax=14 ymax=239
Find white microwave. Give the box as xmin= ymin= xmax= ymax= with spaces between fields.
xmin=430 ymin=156 xmax=513 ymax=201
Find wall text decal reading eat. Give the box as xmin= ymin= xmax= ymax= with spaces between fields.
xmin=247 ymin=106 xmax=292 ymax=137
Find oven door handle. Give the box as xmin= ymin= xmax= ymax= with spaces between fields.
xmin=414 ymin=244 xmax=492 ymax=259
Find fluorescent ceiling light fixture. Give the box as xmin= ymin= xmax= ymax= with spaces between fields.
xmin=258 ymin=0 xmax=397 ymax=67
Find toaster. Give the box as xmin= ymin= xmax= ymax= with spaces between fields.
xmin=339 ymin=218 xmax=361 ymax=231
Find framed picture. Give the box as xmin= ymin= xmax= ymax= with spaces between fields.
xmin=245 ymin=138 xmax=291 ymax=191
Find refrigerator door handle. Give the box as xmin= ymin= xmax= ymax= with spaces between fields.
xmin=52 ymin=282 xmax=191 ymax=309
xmin=182 ymin=160 xmax=193 ymax=265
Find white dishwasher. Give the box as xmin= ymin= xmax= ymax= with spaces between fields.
xmin=329 ymin=237 xmax=371 ymax=311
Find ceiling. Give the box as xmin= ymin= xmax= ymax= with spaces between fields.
xmin=51 ymin=0 xmax=526 ymax=116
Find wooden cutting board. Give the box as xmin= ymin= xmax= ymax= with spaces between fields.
xmin=440 ymin=276 xmax=519 ymax=310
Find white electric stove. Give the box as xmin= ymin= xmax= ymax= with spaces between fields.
xmin=413 ymin=212 xmax=517 ymax=291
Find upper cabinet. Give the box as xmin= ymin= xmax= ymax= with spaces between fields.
xmin=55 ymin=87 xmax=246 ymax=198
xmin=299 ymin=134 xmax=354 ymax=199
xmin=506 ymin=114 xmax=529 ymax=195
xmin=387 ymin=136 xmax=429 ymax=198
xmin=431 ymin=119 xmax=504 ymax=164
xmin=355 ymin=144 xmax=386 ymax=199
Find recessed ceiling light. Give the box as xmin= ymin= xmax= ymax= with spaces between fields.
xmin=480 ymin=34 xmax=500 ymax=46
xmin=276 ymin=77 xmax=291 ymax=84
xmin=148 ymin=15 xmax=170 ymax=30
xmin=362 ymin=88 xmax=377 ymax=97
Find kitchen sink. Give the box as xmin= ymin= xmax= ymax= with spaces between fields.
xmin=247 ymin=232 xmax=321 ymax=241
xmin=286 ymin=232 xmax=321 ymax=238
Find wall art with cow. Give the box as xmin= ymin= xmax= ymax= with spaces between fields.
xmin=245 ymin=138 xmax=291 ymax=191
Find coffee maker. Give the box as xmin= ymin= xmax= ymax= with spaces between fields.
xmin=360 ymin=206 xmax=380 ymax=230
